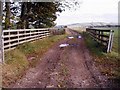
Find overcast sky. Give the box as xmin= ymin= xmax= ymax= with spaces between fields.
xmin=55 ymin=0 xmax=119 ymax=25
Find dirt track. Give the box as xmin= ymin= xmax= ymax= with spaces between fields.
xmin=11 ymin=29 xmax=109 ymax=88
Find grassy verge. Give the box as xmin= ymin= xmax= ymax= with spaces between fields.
xmin=82 ymin=31 xmax=120 ymax=87
xmin=2 ymin=34 xmax=67 ymax=87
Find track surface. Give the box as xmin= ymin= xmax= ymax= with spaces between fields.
xmin=11 ymin=29 xmax=108 ymax=88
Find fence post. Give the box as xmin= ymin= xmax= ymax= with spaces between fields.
xmin=30 ymin=29 xmax=32 ymax=40
xmin=109 ymin=30 xmax=114 ymax=52
xmin=8 ymin=32 xmax=10 ymax=50
xmin=101 ymin=31 xmax=103 ymax=44
xmin=95 ymin=30 xmax=97 ymax=39
xmin=107 ymin=30 xmax=113 ymax=53
xmin=0 ymin=1 xmax=3 ymax=88
xmin=47 ymin=29 xmax=49 ymax=37
xmin=98 ymin=31 xmax=100 ymax=43
xmin=44 ymin=29 xmax=46 ymax=37
xmin=17 ymin=31 xmax=20 ymax=44
xmin=0 ymin=1 xmax=4 ymax=63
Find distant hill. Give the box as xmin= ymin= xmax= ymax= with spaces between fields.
xmin=67 ymin=22 xmax=118 ymax=28
xmin=54 ymin=25 xmax=64 ymax=28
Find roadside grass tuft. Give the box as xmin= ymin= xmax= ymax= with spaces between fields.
xmin=2 ymin=34 xmax=67 ymax=87
xmin=82 ymin=32 xmax=105 ymax=56
xmin=3 ymin=49 xmax=29 ymax=86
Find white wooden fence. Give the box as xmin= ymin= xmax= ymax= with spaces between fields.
xmin=0 ymin=28 xmax=66 ymax=63
xmin=3 ymin=28 xmax=50 ymax=51
xmin=86 ymin=28 xmax=114 ymax=53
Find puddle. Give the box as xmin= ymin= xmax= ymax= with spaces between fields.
xmin=70 ymin=44 xmax=79 ymax=46
xmin=59 ymin=44 xmax=69 ymax=48
xmin=78 ymin=36 xmax=81 ymax=38
xmin=68 ymin=36 xmax=74 ymax=39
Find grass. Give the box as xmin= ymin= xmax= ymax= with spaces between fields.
xmin=73 ymin=27 xmax=120 ymax=87
xmin=112 ymin=28 xmax=119 ymax=54
xmin=93 ymin=27 xmax=119 ymax=54
xmin=2 ymin=34 xmax=67 ymax=87
xmin=82 ymin=29 xmax=120 ymax=87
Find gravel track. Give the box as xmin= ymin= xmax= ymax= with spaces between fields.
xmin=10 ymin=29 xmax=109 ymax=88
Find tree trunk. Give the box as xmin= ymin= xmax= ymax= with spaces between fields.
xmin=20 ymin=3 xmax=29 ymax=29
xmin=5 ymin=2 xmax=11 ymax=29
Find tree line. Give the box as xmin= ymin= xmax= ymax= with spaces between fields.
xmin=2 ymin=0 xmax=81 ymax=30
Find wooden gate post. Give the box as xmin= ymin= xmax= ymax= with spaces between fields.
xmin=107 ymin=30 xmax=114 ymax=53
xmin=0 ymin=1 xmax=3 ymax=89
xmin=0 ymin=1 xmax=4 ymax=63
xmin=109 ymin=30 xmax=114 ymax=52
xmin=101 ymin=31 xmax=103 ymax=44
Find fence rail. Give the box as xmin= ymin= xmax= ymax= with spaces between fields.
xmin=2 ymin=28 xmax=50 ymax=51
xmin=0 ymin=28 xmax=66 ymax=62
xmin=86 ymin=28 xmax=114 ymax=53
